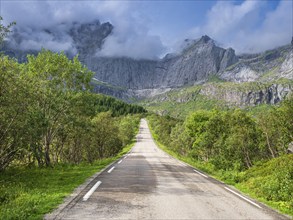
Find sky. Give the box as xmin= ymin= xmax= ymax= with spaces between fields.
xmin=1 ymin=0 xmax=292 ymax=59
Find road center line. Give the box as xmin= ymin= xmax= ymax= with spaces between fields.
xmin=83 ymin=181 xmax=102 ymax=201
xmin=108 ymin=166 xmax=115 ymax=173
xmin=118 ymin=160 xmax=122 ymax=164
xmin=224 ymin=187 xmax=262 ymax=209
xmin=193 ymin=169 xmax=208 ymax=178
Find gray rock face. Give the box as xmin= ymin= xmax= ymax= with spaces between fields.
xmin=83 ymin=35 xmax=239 ymax=91
xmin=220 ymin=45 xmax=293 ymax=82
xmin=219 ymin=48 xmax=239 ymax=71
xmin=70 ymin=20 xmax=113 ymax=60
xmin=86 ymin=57 xmax=159 ymax=89
xmin=279 ymin=50 xmax=293 ymax=79
xmin=220 ymin=63 xmax=259 ymax=82
xmin=200 ymin=83 xmax=293 ymax=107
xmin=2 ymin=20 xmax=293 ymax=106
xmin=2 ymin=20 xmax=113 ymax=62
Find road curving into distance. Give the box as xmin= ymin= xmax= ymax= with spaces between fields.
xmin=46 ymin=119 xmax=289 ymax=220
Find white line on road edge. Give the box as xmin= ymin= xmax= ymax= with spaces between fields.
xmin=179 ymin=161 xmax=187 ymax=167
xmin=224 ymin=187 xmax=262 ymax=209
xmin=193 ymin=169 xmax=208 ymax=178
xmin=118 ymin=160 xmax=122 ymax=164
xmin=108 ymin=166 xmax=115 ymax=173
xmin=83 ymin=181 xmax=102 ymax=201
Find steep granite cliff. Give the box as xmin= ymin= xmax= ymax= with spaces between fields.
xmin=83 ymin=35 xmax=239 ymax=90
xmin=2 ymin=20 xmax=293 ymax=107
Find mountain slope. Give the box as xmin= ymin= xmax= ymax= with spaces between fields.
xmin=85 ymin=35 xmax=239 ymax=90
xmin=2 ymin=20 xmax=293 ymax=107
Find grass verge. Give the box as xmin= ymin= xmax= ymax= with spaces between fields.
xmin=0 ymin=143 xmax=134 ymax=220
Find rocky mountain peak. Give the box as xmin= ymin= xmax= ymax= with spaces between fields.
xmin=198 ymin=35 xmax=212 ymax=44
xmin=2 ymin=21 xmax=292 ymax=102
xmin=69 ymin=20 xmax=113 ymax=59
xmin=2 ymin=19 xmax=114 ymax=62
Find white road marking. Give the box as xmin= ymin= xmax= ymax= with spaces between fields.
xmin=118 ymin=160 xmax=122 ymax=164
xmin=124 ymin=156 xmax=128 ymax=159
xmin=108 ymin=166 xmax=115 ymax=173
xmin=83 ymin=181 xmax=102 ymax=201
xmin=179 ymin=161 xmax=187 ymax=167
xmin=224 ymin=187 xmax=262 ymax=209
xmin=193 ymin=169 xmax=208 ymax=178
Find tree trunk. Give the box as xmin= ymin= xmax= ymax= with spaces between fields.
xmin=265 ymin=132 xmax=276 ymax=158
xmin=44 ymin=134 xmax=51 ymax=166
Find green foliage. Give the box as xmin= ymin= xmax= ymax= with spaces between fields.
xmin=185 ymin=109 xmax=261 ymax=170
xmin=93 ymin=94 xmax=147 ymax=116
xmin=147 ymin=114 xmax=179 ymax=147
xmin=237 ymin=154 xmax=293 ymax=215
xmin=21 ymin=50 xmax=94 ymax=167
xmin=149 ymin=95 xmax=293 ymax=171
xmin=207 ymin=75 xmax=226 ymax=83
xmin=147 ymin=96 xmax=293 ymax=216
xmin=90 ymin=112 xmax=122 ymax=160
xmin=0 ymin=50 xmax=146 ymax=170
xmin=257 ymin=97 xmax=293 ymax=158
xmin=118 ymin=115 xmax=141 ymax=146
xmin=0 ymin=47 xmax=142 ymax=218
xmin=0 ymin=56 xmax=30 ymax=170
xmin=169 ymin=122 xmax=193 ymax=156
xmin=0 ymin=164 xmax=101 ymax=219
xmin=0 ymin=16 xmax=16 ymax=44
xmin=142 ymin=94 xmax=224 ymax=119
xmin=141 ymin=80 xmax=293 ymax=120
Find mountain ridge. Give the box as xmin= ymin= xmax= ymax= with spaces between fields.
xmin=2 ymin=20 xmax=293 ymax=106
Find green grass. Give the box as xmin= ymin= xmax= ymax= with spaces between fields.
xmin=259 ymin=66 xmax=279 ymax=80
xmin=139 ymin=86 xmax=227 ymax=119
xmin=207 ymin=74 xmax=226 ymax=83
xmin=0 ymin=144 xmax=133 ymax=220
xmin=140 ymin=79 xmax=293 ymax=119
xmin=144 ymin=98 xmax=225 ymax=119
xmin=244 ymin=104 xmax=275 ymax=117
xmin=147 ymin=120 xmax=293 ymax=217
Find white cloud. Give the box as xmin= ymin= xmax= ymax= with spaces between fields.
xmin=188 ymin=0 xmax=293 ymax=54
xmin=17 ymin=30 xmax=76 ymax=54
xmin=98 ymin=33 xmax=165 ymax=60
xmin=96 ymin=3 xmax=166 ymax=59
xmin=2 ymin=0 xmax=291 ymax=57
xmin=248 ymin=0 xmax=293 ymax=52
xmin=2 ymin=1 xmax=166 ymax=59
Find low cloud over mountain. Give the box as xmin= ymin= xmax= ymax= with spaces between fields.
xmin=2 ymin=1 xmax=292 ymax=58
xmin=2 ymin=1 xmax=166 ymax=59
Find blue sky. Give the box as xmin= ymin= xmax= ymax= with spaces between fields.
xmin=1 ymin=0 xmax=292 ymax=59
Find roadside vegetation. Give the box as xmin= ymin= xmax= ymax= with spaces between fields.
xmin=0 ymin=19 xmax=146 ymax=219
xmin=147 ymin=97 xmax=293 ymax=216
xmin=0 ymin=50 xmax=146 ymax=169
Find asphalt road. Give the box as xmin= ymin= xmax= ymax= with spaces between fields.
xmin=48 ymin=119 xmax=289 ymax=220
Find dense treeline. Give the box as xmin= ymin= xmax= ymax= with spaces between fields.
xmin=148 ymin=98 xmax=293 ymax=171
xmin=94 ymin=95 xmax=147 ymax=116
xmin=0 ymin=50 xmax=145 ymax=170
